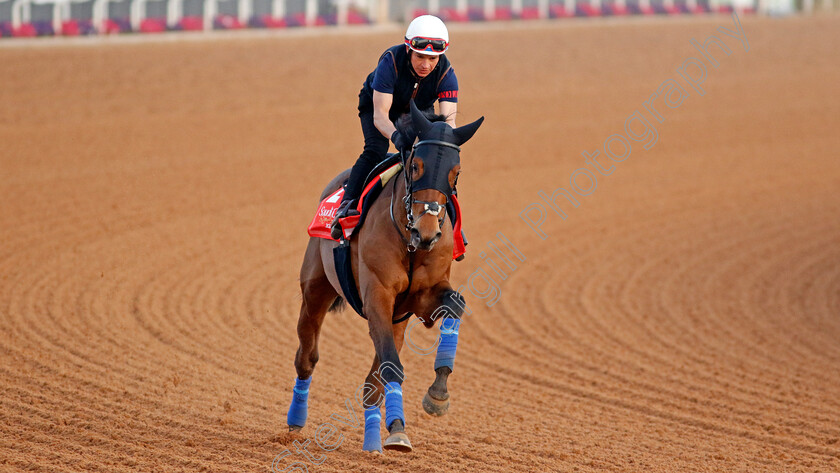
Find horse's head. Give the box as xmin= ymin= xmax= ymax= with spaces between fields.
xmin=402 ymin=101 xmax=484 ymax=251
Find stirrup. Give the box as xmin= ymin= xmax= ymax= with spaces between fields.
xmin=330 ymin=200 xmax=359 ymax=240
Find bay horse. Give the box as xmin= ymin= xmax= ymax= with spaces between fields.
xmin=286 ymin=101 xmax=483 ymax=453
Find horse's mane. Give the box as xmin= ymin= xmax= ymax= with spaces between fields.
xmin=395 ymin=110 xmax=449 ymax=142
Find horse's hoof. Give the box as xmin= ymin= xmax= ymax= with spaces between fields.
xmin=422 ymin=391 xmax=450 ymax=416
xmin=383 ymin=432 xmax=412 ymax=452
xmin=288 ymin=425 xmax=303 ymax=433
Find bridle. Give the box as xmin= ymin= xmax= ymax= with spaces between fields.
xmin=390 ymin=139 xmax=460 ymax=253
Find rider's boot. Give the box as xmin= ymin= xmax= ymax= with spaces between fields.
xmin=330 ymin=198 xmax=359 ymax=240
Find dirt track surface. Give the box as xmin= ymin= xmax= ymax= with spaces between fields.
xmin=2 ymin=14 xmax=840 ymax=473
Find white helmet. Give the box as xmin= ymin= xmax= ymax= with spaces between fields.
xmin=404 ymin=15 xmax=449 ymax=56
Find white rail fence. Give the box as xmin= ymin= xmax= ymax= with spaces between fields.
xmin=0 ymin=0 xmax=831 ymax=38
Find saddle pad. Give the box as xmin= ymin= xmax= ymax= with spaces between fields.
xmin=307 ymin=163 xmax=402 ymax=241
xmin=307 ymin=187 xmax=345 ymax=240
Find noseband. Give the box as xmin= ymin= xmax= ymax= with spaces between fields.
xmin=390 ymin=139 xmax=460 ymax=252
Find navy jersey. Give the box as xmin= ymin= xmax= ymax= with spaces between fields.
xmin=358 ymin=45 xmax=458 ymax=122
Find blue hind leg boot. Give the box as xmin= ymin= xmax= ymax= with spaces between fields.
xmin=384 ymin=382 xmax=405 ymax=430
xmin=362 ymin=406 xmax=382 ymax=452
xmin=434 ymin=317 xmax=461 ymax=370
xmin=286 ymin=376 xmax=311 ymax=428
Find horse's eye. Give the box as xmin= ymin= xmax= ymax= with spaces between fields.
xmin=411 ymin=164 xmax=418 ymax=172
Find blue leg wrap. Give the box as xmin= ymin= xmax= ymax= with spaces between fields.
xmin=362 ymin=406 xmax=382 ymax=452
xmin=286 ymin=376 xmax=311 ymax=427
xmin=384 ymin=382 xmax=405 ymax=429
xmin=434 ymin=317 xmax=461 ymax=370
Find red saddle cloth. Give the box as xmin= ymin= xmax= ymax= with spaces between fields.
xmin=307 ymin=166 xmax=465 ymax=260
xmin=307 ymin=187 xmax=355 ymax=240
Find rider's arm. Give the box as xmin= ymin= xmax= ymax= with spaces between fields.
xmin=439 ymin=101 xmax=457 ymax=128
xmin=438 ymin=68 xmax=459 ymax=128
xmin=373 ymin=91 xmax=397 ymax=140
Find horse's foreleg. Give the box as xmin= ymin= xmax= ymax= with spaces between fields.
xmin=288 ymin=242 xmax=338 ymax=431
xmin=360 ymin=321 xmax=408 ymax=453
xmin=423 ymin=287 xmax=466 ymax=417
xmin=361 ymin=355 xmax=385 ymax=453
xmin=364 ymin=286 xmax=412 ymax=452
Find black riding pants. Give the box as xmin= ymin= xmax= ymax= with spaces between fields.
xmin=344 ymin=112 xmax=390 ymax=202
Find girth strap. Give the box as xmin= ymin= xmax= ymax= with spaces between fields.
xmin=333 ymin=240 xmax=365 ymax=317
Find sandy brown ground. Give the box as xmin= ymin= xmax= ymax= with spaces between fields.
xmin=1 ymin=14 xmax=840 ymax=473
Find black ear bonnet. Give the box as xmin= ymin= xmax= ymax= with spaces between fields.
xmin=411 ymin=123 xmax=460 ymax=198
xmin=404 ymin=100 xmax=484 ymax=198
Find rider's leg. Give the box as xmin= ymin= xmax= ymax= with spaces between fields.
xmin=332 ymin=113 xmax=389 ymax=239
xmin=346 ymin=112 xmax=390 ymax=204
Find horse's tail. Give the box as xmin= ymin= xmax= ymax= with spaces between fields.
xmin=328 ymin=296 xmax=346 ymax=313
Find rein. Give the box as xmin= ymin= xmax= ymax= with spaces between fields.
xmin=389 ymin=172 xmax=415 ymax=324
xmin=389 ymin=174 xmax=410 ymax=249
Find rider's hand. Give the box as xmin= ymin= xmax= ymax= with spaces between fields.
xmin=391 ymin=130 xmax=409 ymax=152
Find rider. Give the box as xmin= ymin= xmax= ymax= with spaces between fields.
xmin=331 ymin=15 xmax=459 ymax=241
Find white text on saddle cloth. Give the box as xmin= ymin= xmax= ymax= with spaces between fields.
xmin=321 ymin=189 xmax=343 ymax=221
xmin=307 ymin=188 xmax=348 ymax=240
